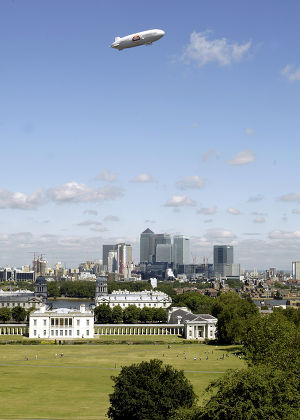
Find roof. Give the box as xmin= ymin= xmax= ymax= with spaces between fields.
xmin=168 ymin=308 xmax=217 ymax=324
xmin=142 ymin=228 xmax=154 ymax=234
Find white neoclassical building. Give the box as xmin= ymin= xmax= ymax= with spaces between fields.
xmin=168 ymin=307 xmax=217 ymax=340
xmin=29 ymin=304 xmax=94 ymax=339
xmin=95 ymin=289 xmax=172 ymax=309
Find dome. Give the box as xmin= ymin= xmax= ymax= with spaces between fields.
xmin=35 ymin=275 xmax=47 ymax=284
xmin=96 ymin=276 xmax=107 ymax=283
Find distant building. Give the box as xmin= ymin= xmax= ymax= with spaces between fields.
xmin=29 ymin=304 xmax=94 ymax=339
xmin=0 ymin=276 xmax=47 ymax=309
xmin=103 ymin=245 xmax=117 ymax=272
xmin=173 ymin=235 xmax=190 ymax=266
xmin=154 ymin=234 xmax=171 ymax=262
xmin=140 ymin=228 xmax=155 ymax=263
xmin=292 ymin=262 xmax=300 ymax=280
xmin=156 ymin=244 xmax=172 ymax=263
xmin=0 ymin=267 xmax=35 ymax=282
xmin=213 ymin=245 xmax=234 ymax=277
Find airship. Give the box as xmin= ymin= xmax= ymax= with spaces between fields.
xmin=111 ymin=29 xmax=165 ymax=51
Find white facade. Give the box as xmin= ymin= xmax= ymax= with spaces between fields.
xmin=168 ymin=307 xmax=217 ymax=340
xmin=95 ymin=289 xmax=172 ymax=309
xmin=29 ymin=304 xmax=94 ymax=339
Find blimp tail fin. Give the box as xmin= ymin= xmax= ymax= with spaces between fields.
xmin=115 ymin=37 xmax=121 ymax=42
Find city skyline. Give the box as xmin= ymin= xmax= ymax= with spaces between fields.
xmin=1 ymin=1 xmax=300 ymax=269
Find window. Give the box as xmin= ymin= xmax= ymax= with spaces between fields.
xmin=65 ymin=318 xmax=68 ymax=326
xmin=69 ymin=318 xmax=72 ymax=326
xmin=34 ymin=330 xmax=37 ymax=336
xmin=51 ymin=330 xmax=54 ymax=335
xmin=86 ymin=330 xmax=89 ymax=336
xmin=77 ymin=319 xmax=80 ymax=326
xmin=60 ymin=330 xmax=63 ymax=336
xmin=34 ymin=319 xmax=37 ymax=326
xmin=77 ymin=330 xmax=80 ymax=336
xmin=55 ymin=318 xmax=58 ymax=326
xmin=69 ymin=330 xmax=72 ymax=336
xmin=43 ymin=320 xmax=46 ymax=326
xmin=43 ymin=330 xmax=46 ymax=336
xmin=55 ymin=330 xmax=58 ymax=336
xmin=60 ymin=318 xmax=63 ymax=326
xmin=65 ymin=330 xmax=68 ymax=336
xmin=86 ymin=319 xmax=89 ymax=326
xmin=51 ymin=319 xmax=54 ymax=326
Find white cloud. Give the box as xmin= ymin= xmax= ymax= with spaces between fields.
xmin=77 ymin=220 xmax=102 ymax=226
xmin=84 ymin=209 xmax=98 ymax=216
xmin=0 ymin=188 xmax=44 ymax=210
xmin=104 ymin=215 xmax=119 ymax=222
xmin=201 ymin=150 xmax=220 ymax=162
xmin=253 ymin=216 xmax=265 ymax=223
xmin=292 ymin=209 xmax=300 ymax=214
xmin=227 ymin=150 xmax=255 ymax=166
xmin=197 ymin=205 xmax=217 ymax=215
xmin=245 ymin=128 xmax=254 ymax=135
xmin=96 ymin=169 xmax=118 ymax=182
xmin=131 ymin=173 xmax=154 ymax=183
xmin=227 ymin=207 xmax=241 ymax=215
xmin=205 ymin=228 xmax=236 ymax=241
xmin=47 ymin=182 xmax=123 ymax=203
xmin=247 ymin=194 xmax=264 ymax=202
xmin=281 ymin=64 xmax=300 ymax=82
xmin=176 ymin=176 xmax=205 ymax=190
xmin=164 ymin=195 xmax=196 ymax=207
xmin=90 ymin=226 xmax=109 ymax=233
xmin=269 ymin=230 xmax=300 ymax=240
xmin=279 ymin=193 xmax=300 ymax=203
xmin=182 ymin=31 xmax=251 ymax=67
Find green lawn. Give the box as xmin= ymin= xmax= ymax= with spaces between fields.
xmin=0 ymin=340 xmax=244 ymax=419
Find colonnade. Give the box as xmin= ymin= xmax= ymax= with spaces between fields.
xmin=94 ymin=324 xmax=184 ymax=336
xmin=0 ymin=324 xmax=28 ymax=335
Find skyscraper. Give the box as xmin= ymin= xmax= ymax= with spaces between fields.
xmin=173 ymin=235 xmax=190 ymax=266
xmin=156 ymin=244 xmax=172 ymax=263
xmin=213 ymin=245 xmax=234 ymax=277
xmin=103 ymin=245 xmax=117 ymax=272
xmin=140 ymin=228 xmax=155 ymax=263
xmin=154 ymin=233 xmax=171 ymax=262
xmin=292 ymin=261 xmax=300 ymax=280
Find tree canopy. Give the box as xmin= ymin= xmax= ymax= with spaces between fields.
xmin=107 ymin=359 xmax=196 ymax=420
xmin=172 ymin=292 xmax=214 ymax=314
xmin=211 ymin=292 xmax=259 ymax=344
xmin=0 ymin=307 xmax=11 ymax=322
xmin=11 ymin=306 xmax=26 ymax=322
xmin=196 ymin=366 xmax=300 ymax=420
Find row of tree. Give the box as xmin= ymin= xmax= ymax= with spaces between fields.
xmin=94 ymin=304 xmax=167 ymax=324
xmin=0 ymin=306 xmax=28 ymax=323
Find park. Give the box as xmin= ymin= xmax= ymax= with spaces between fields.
xmin=0 ymin=336 xmax=244 ymax=419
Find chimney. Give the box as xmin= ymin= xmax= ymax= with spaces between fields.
xmin=80 ymin=304 xmax=86 ymax=313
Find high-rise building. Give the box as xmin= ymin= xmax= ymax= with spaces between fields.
xmin=173 ymin=235 xmax=190 ymax=266
xmin=117 ymin=243 xmax=132 ymax=277
xmin=292 ymin=261 xmax=300 ymax=280
xmin=154 ymin=234 xmax=171 ymax=262
xmin=156 ymin=244 xmax=172 ymax=263
xmin=140 ymin=228 xmax=155 ymax=263
xmin=103 ymin=245 xmax=117 ymax=272
xmin=213 ymin=245 xmax=234 ymax=277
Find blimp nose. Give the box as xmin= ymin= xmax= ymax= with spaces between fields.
xmin=159 ymin=30 xmax=165 ymax=37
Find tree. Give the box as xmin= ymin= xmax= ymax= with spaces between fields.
xmin=140 ymin=307 xmax=153 ymax=323
xmin=123 ymin=305 xmax=140 ymax=324
xmin=94 ymin=304 xmax=112 ymax=323
xmin=196 ymin=366 xmax=300 ymax=420
xmin=111 ymin=305 xmax=123 ymax=323
xmin=243 ymin=310 xmax=300 ymax=374
xmin=47 ymin=282 xmax=60 ymax=298
xmin=11 ymin=306 xmax=26 ymax=322
xmin=153 ymin=307 xmax=167 ymax=323
xmin=0 ymin=307 xmax=11 ymax=322
xmin=172 ymin=292 xmax=214 ymax=314
xmin=107 ymin=359 xmax=197 ymax=420
xmin=211 ymin=292 xmax=259 ymax=344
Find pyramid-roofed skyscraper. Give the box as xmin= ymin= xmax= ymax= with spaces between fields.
xmin=140 ymin=228 xmax=155 ymax=263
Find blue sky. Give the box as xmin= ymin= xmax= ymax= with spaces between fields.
xmin=0 ymin=0 xmax=300 ymax=269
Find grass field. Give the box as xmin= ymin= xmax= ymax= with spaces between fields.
xmin=0 ymin=338 xmax=244 ymax=419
